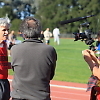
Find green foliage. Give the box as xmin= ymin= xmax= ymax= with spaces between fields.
xmin=0 ymin=6 xmax=14 ymax=19
xmin=1 ymin=0 xmax=37 ymax=19
xmin=10 ymin=19 xmax=22 ymax=31
xmin=35 ymin=0 xmax=100 ymax=34
xmin=0 ymin=0 xmax=100 ymax=35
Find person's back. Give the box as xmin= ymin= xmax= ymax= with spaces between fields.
xmin=11 ymin=16 xmax=57 ymax=100
xmin=11 ymin=40 xmax=56 ymax=100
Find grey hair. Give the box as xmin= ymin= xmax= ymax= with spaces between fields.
xmin=19 ymin=16 xmax=42 ymax=39
xmin=0 ymin=17 xmax=11 ymax=28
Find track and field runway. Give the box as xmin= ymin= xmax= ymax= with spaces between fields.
xmin=8 ymin=75 xmax=91 ymax=100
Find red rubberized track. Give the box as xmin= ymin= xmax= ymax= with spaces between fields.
xmin=8 ymin=75 xmax=91 ymax=100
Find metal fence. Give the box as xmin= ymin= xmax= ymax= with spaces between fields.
xmin=60 ymin=33 xmax=74 ymax=38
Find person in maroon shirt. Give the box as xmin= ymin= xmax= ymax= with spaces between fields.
xmin=0 ymin=17 xmax=11 ymax=100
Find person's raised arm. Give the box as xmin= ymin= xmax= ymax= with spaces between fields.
xmin=82 ymin=49 xmax=96 ymax=71
xmin=82 ymin=49 xmax=100 ymax=79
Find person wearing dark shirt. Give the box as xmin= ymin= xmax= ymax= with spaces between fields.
xmin=11 ymin=16 xmax=57 ymax=100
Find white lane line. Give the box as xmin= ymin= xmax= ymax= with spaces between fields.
xmin=50 ymin=84 xmax=87 ymax=91
xmin=8 ymin=79 xmax=87 ymax=91
xmin=8 ymin=79 xmax=12 ymax=82
xmin=51 ymin=96 xmax=80 ymax=100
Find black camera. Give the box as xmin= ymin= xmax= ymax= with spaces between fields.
xmin=73 ymin=32 xmax=95 ymax=51
xmin=80 ymin=22 xmax=90 ymax=27
xmin=73 ymin=32 xmax=94 ymax=45
xmin=73 ymin=22 xmax=95 ymax=51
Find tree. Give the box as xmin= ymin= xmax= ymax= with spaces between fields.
xmin=35 ymin=0 xmax=80 ymax=32
xmin=0 ymin=6 xmax=14 ymax=19
xmin=77 ymin=0 xmax=100 ymax=33
xmin=0 ymin=0 xmax=42 ymax=32
xmin=1 ymin=0 xmax=37 ymax=19
xmin=35 ymin=0 xmax=100 ymax=34
xmin=10 ymin=18 xmax=22 ymax=31
xmin=1 ymin=0 xmax=100 ymax=34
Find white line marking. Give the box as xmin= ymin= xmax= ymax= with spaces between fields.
xmin=8 ymin=79 xmax=12 ymax=82
xmin=50 ymin=84 xmax=87 ymax=90
xmin=51 ymin=96 xmax=80 ymax=100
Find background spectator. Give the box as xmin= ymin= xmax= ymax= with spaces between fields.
xmin=44 ymin=28 xmax=52 ymax=45
xmin=53 ymin=27 xmax=60 ymax=45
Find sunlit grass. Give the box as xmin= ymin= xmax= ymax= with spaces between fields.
xmin=9 ymin=37 xmax=94 ymax=83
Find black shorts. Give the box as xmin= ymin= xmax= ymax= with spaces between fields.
xmin=8 ymin=43 xmax=13 ymax=50
xmin=0 ymin=79 xmax=10 ymax=100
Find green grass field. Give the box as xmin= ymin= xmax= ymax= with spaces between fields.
xmin=8 ymin=37 xmax=96 ymax=84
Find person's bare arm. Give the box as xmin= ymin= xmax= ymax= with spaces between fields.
xmin=82 ymin=49 xmax=95 ymax=71
xmin=86 ymin=49 xmax=100 ymax=66
xmin=93 ymin=66 xmax=100 ymax=79
xmin=82 ymin=49 xmax=100 ymax=79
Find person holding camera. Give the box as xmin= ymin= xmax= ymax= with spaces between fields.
xmin=82 ymin=49 xmax=100 ymax=100
xmin=10 ymin=16 xmax=57 ymax=100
